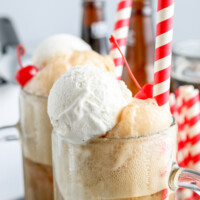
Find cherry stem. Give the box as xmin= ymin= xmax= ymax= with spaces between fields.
xmin=17 ymin=44 xmax=26 ymax=69
xmin=109 ymin=35 xmax=142 ymax=91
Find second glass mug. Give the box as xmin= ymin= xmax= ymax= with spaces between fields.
xmin=0 ymin=90 xmax=54 ymax=200
xmin=52 ymin=118 xmax=200 ymax=200
xmin=19 ymin=90 xmax=54 ymax=200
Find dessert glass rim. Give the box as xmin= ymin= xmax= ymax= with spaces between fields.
xmin=21 ymin=88 xmax=48 ymax=99
xmin=53 ymin=116 xmax=176 ymax=143
xmin=173 ymin=39 xmax=200 ymax=59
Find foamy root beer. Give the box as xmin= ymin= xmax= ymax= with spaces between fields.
xmin=54 ymin=182 xmax=175 ymax=200
xmin=19 ymin=91 xmax=54 ymax=200
xmin=52 ymin=123 xmax=177 ymax=200
xmin=19 ymin=51 xmax=115 ymax=200
xmin=23 ymin=157 xmax=53 ymax=200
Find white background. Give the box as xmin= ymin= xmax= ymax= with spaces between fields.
xmin=0 ymin=0 xmax=199 ymax=44
xmin=0 ymin=0 xmax=200 ymax=199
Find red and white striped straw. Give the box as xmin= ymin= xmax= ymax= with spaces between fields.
xmin=161 ymin=188 xmax=169 ymax=200
xmin=176 ymin=87 xmax=189 ymax=168
xmin=169 ymin=86 xmax=200 ymax=200
xmin=179 ymin=188 xmax=193 ymax=200
xmin=153 ymin=0 xmax=174 ymax=108
xmin=184 ymin=89 xmax=200 ymax=169
xmin=169 ymin=93 xmax=176 ymax=115
xmin=177 ymin=86 xmax=195 ymax=200
xmin=110 ymin=0 xmax=132 ymax=80
xmin=181 ymin=86 xmax=200 ymax=200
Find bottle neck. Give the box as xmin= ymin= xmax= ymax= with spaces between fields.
xmin=81 ymin=0 xmax=107 ymax=40
xmin=127 ymin=0 xmax=153 ymax=46
xmin=81 ymin=0 xmax=108 ymax=55
xmin=82 ymin=0 xmax=105 ymax=27
xmin=132 ymin=0 xmax=152 ymax=16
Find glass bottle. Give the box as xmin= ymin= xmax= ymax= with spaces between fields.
xmin=122 ymin=0 xmax=154 ymax=95
xmin=81 ymin=0 xmax=109 ymax=55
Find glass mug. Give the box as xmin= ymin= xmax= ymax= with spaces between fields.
xmin=52 ymin=118 xmax=200 ymax=200
xmin=19 ymin=90 xmax=54 ymax=200
xmin=0 ymin=90 xmax=53 ymax=200
xmin=171 ymin=40 xmax=200 ymax=92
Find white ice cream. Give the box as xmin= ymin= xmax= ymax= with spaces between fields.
xmin=48 ymin=65 xmax=132 ymax=144
xmin=32 ymin=34 xmax=91 ymax=68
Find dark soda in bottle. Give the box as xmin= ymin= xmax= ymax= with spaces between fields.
xmin=81 ymin=0 xmax=109 ymax=55
xmin=122 ymin=0 xmax=154 ymax=95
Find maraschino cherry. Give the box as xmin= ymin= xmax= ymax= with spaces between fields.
xmin=15 ymin=45 xmax=38 ymax=87
xmin=109 ymin=35 xmax=154 ymax=100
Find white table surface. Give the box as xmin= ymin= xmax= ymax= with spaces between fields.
xmin=0 ymin=84 xmax=24 ymax=200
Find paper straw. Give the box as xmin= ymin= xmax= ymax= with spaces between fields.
xmin=176 ymin=86 xmax=193 ymax=200
xmin=110 ymin=0 xmax=132 ymax=80
xmin=180 ymin=86 xmax=200 ymax=200
xmin=176 ymin=87 xmax=189 ymax=168
xmin=179 ymin=188 xmax=193 ymax=200
xmin=169 ymin=85 xmax=200 ymax=200
xmin=184 ymin=89 xmax=200 ymax=168
xmin=153 ymin=0 xmax=174 ymax=108
xmin=161 ymin=188 xmax=169 ymax=200
xmin=169 ymin=93 xmax=176 ymax=115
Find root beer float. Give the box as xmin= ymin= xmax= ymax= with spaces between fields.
xmin=47 ymin=37 xmax=177 ymax=200
xmin=16 ymin=34 xmax=115 ymax=200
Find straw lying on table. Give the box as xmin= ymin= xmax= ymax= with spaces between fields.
xmin=110 ymin=0 xmax=132 ymax=80
xmin=170 ymin=86 xmax=200 ymax=200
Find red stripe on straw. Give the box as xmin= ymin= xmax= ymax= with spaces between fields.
xmin=161 ymin=188 xmax=168 ymax=200
xmin=117 ymin=76 xmax=122 ymax=80
xmin=170 ymin=104 xmax=176 ymax=114
xmin=177 ymin=105 xmax=184 ymax=115
xmin=114 ymin=18 xmax=130 ymax=30
xmin=180 ymin=153 xmax=191 ymax=167
xmin=110 ymin=38 xmax=127 ymax=51
xmin=187 ymin=114 xmax=200 ymax=127
xmin=178 ymin=140 xmax=187 ymax=151
xmin=185 ymin=197 xmax=194 ymax=200
xmin=154 ymin=66 xmax=171 ymax=84
xmin=191 ymin=153 xmax=200 ymax=164
xmin=157 ymin=0 xmax=174 ymax=11
xmin=155 ymin=41 xmax=173 ymax=61
xmin=178 ymin=121 xmax=187 ymax=131
xmin=190 ymin=133 xmax=200 ymax=145
xmin=179 ymin=157 xmax=188 ymax=167
xmin=185 ymin=94 xmax=199 ymax=108
xmin=175 ymin=88 xmax=180 ymax=98
xmin=156 ymin=17 xmax=174 ymax=36
xmin=193 ymin=193 xmax=200 ymax=200
xmin=154 ymin=90 xmax=169 ymax=106
xmin=117 ymin=0 xmax=132 ymax=11
xmin=113 ymin=58 xmax=124 ymax=66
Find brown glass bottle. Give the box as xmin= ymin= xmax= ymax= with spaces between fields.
xmin=81 ymin=0 xmax=108 ymax=55
xmin=122 ymin=0 xmax=154 ymax=95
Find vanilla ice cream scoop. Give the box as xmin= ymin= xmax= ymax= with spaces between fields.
xmin=24 ymin=50 xmax=115 ymax=97
xmin=48 ymin=65 xmax=132 ymax=144
xmin=32 ymin=34 xmax=91 ymax=68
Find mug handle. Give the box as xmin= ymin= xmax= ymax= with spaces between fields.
xmin=0 ymin=123 xmax=19 ymax=141
xmin=170 ymin=165 xmax=200 ymax=195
